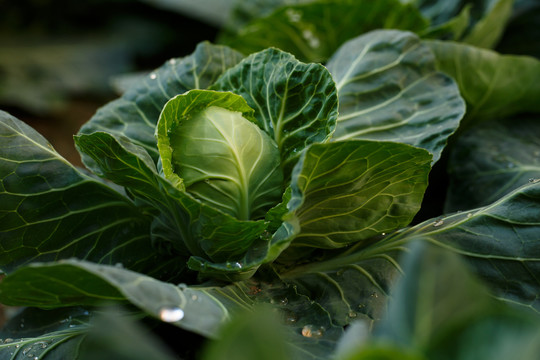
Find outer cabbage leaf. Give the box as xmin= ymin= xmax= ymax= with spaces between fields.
xmin=156 ymin=90 xmax=283 ymax=220
xmin=366 ymin=241 xmax=540 ymax=360
xmin=220 ymin=0 xmax=429 ymax=63
xmin=74 ymin=131 xmax=267 ymax=268
xmin=379 ymin=180 xmax=540 ymax=312
xmin=78 ymin=42 xmax=244 ymax=161
xmin=445 ymin=115 xmax=540 ymax=212
xmin=0 ymin=111 xmax=166 ymax=276
xmin=0 ymin=260 xmax=344 ymax=359
xmin=328 ymin=30 xmax=464 ymax=163
xmin=211 ymin=48 xmax=338 ymax=176
xmin=426 ymin=40 xmax=540 ymax=123
xmin=285 ymin=140 xmax=432 ymax=249
xmin=462 ymin=0 xmax=515 ymax=48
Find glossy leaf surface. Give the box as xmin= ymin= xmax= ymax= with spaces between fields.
xmin=328 ymin=30 xmax=464 ymax=163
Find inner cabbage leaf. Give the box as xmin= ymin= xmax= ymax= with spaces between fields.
xmin=158 ymin=90 xmax=284 ymax=221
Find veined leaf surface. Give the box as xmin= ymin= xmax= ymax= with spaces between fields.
xmin=75 ymin=130 xmax=268 ymax=265
xmin=0 ymin=111 xmax=160 ymax=275
xmin=445 ymin=115 xmax=540 ymax=212
xmin=379 ymin=181 xmax=540 ymax=312
xmin=211 ymin=48 xmax=338 ymax=176
xmin=286 ymin=140 xmax=432 ymax=249
xmin=328 ymin=30 xmax=464 ymax=163
xmin=78 ymin=42 xmax=244 ymax=161
xmin=156 ymin=90 xmax=283 ymax=221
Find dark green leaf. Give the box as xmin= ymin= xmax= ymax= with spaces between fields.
xmin=220 ymin=0 xmax=429 ymax=63
xmin=0 ymin=260 xmax=240 ymax=338
xmin=78 ymin=42 xmax=244 ymax=161
xmin=74 ymin=131 xmax=267 ymax=266
xmin=371 ymin=241 xmax=540 ymax=360
xmin=426 ymin=40 xmax=540 ymax=123
xmin=201 ymin=306 xmax=295 ymax=360
xmin=0 ymin=307 xmax=90 ymax=360
xmin=445 ymin=115 xmax=540 ymax=212
xmin=328 ymin=30 xmax=464 ymax=163
xmin=286 ymin=140 xmax=432 ymax=249
xmin=382 ymin=181 xmax=540 ymax=312
xmin=211 ymin=48 xmax=338 ymax=176
xmin=0 ymin=111 xmax=159 ymax=275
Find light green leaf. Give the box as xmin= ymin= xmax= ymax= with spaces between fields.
xmin=0 ymin=111 xmax=164 ymax=276
xmin=382 ymin=181 xmax=540 ymax=312
xmin=74 ymin=131 xmax=268 ymax=267
xmin=78 ymin=42 xmax=244 ymax=161
xmin=156 ymin=90 xmax=283 ymax=221
xmin=463 ymin=0 xmax=516 ymax=48
xmin=445 ymin=115 xmax=540 ymax=212
xmin=211 ymin=48 xmax=338 ymax=176
xmin=328 ymin=30 xmax=465 ymax=163
xmin=426 ymin=40 xmax=540 ymax=123
xmin=220 ymin=0 xmax=429 ymax=63
xmin=286 ymin=140 xmax=432 ymax=249
xmin=420 ymin=4 xmax=471 ymax=40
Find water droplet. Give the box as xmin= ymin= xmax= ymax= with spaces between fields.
xmin=22 ymin=347 xmax=32 ymax=356
xmin=169 ymin=58 xmax=177 ymax=65
xmin=433 ymin=219 xmax=444 ymax=227
xmin=33 ymin=341 xmax=49 ymax=349
xmin=226 ymin=261 xmax=243 ymax=269
xmin=370 ymin=292 xmax=379 ymax=298
xmin=34 ymin=357 xmax=39 ymax=360
xmin=286 ymin=8 xmax=302 ymax=22
xmin=280 ymin=298 xmax=288 ymax=306
xmin=149 ymin=73 xmax=157 ymax=80
xmin=529 ymin=178 xmax=540 ymax=184
xmin=15 ymin=344 xmax=20 ymax=348
xmin=302 ymin=29 xmax=320 ymax=48
xmin=4 ymin=338 xmax=13 ymax=343
xmin=348 ymin=311 xmax=357 ymax=318
xmin=467 ymin=213 xmax=473 ymax=218
xmin=159 ymin=306 xmax=184 ymax=322
xmin=284 ymin=311 xmax=298 ymax=324
xmin=301 ymin=325 xmax=325 ymax=338
xmin=191 ymin=294 xmax=198 ymax=301
xmin=381 ymin=232 xmax=386 ymax=236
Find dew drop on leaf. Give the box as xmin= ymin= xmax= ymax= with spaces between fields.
xmin=348 ymin=311 xmax=357 ymax=318
xmin=191 ymin=294 xmax=198 ymax=301
xmin=301 ymin=325 xmax=325 ymax=338
xmin=169 ymin=58 xmax=177 ymax=65
xmin=159 ymin=306 xmax=185 ymax=323
xmin=4 ymin=338 xmax=13 ymax=343
xmin=149 ymin=73 xmax=157 ymax=80
xmin=433 ymin=219 xmax=444 ymax=227
xmin=280 ymin=298 xmax=288 ymax=306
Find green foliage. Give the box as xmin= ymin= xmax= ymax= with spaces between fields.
xmin=1 ymin=1 xmax=540 ymax=357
